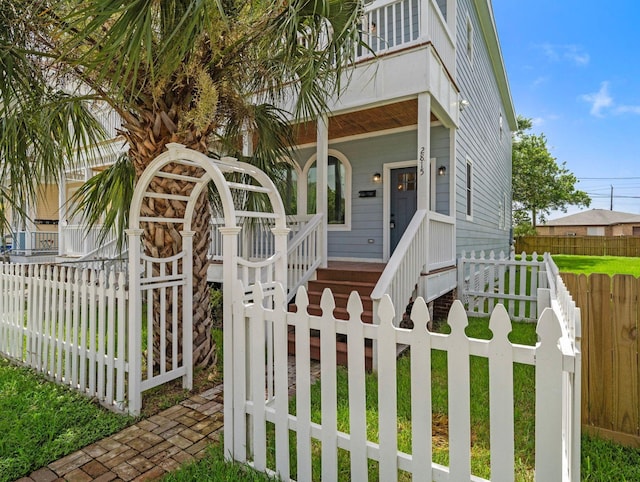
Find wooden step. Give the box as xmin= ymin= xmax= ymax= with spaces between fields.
xmin=307 ymin=290 xmax=373 ymax=313
xmin=287 ymin=331 xmax=373 ymax=372
xmin=307 ymin=279 xmax=376 ymax=297
xmin=315 ymin=267 xmax=383 ymax=284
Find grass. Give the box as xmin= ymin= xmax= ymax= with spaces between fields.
xmin=0 ymin=357 xmax=133 ymax=482
xmin=552 ymin=254 xmax=640 ymax=276
xmin=163 ymin=442 xmax=279 ymax=482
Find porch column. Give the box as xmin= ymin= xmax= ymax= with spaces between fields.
xmin=58 ymin=174 xmax=67 ymax=256
xmin=417 ymin=93 xmax=432 ymax=211
xmin=83 ymin=167 xmax=92 ymax=255
xmin=316 ymin=114 xmax=329 ymax=267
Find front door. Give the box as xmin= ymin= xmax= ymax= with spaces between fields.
xmin=390 ymin=167 xmax=418 ymax=254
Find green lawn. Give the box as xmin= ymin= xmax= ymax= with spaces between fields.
xmin=0 ymin=358 xmax=133 ymax=482
xmin=553 ymin=254 xmax=640 ymax=276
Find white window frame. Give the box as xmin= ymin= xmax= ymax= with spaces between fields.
xmin=300 ymin=149 xmax=352 ymax=231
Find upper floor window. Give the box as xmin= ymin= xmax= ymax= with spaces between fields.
xmin=303 ymin=151 xmax=352 ymax=229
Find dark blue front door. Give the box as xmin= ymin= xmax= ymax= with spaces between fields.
xmin=390 ymin=167 xmax=418 ymax=254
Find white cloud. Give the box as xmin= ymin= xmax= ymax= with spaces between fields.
xmin=531 ymin=117 xmax=545 ymax=127
xmin=532 ymin=76 xmax=550 ymax=87
xmin=580 ymin=82 xmax=613 ymax=117
xmin=615 ymin=105 xmax=640 ymax=114
xmin=539 ymin=43 xmax=590 ymax=66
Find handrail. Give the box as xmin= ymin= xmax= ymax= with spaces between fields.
xmin=371 ymin=210 xmax=428 ymax=325
xmin=286 ymin=213 xmax=323 ymax=302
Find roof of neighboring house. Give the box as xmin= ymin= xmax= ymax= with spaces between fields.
xmin=543 ymin=209 xmax=640 ymax=227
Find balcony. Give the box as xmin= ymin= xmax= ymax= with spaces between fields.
xmin=358 ymin=0 xmax=455 ymax=76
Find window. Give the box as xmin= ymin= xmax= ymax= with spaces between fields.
xmin=499 ymin=113 xmax=504 ymax=141
xmin=504 ymin=192 xmax=509 ymax=230
xmin=303 ymin=151 xmax=351 ymax=228
xmin=276 ymin=163 xmax=298 ymax=215
xmin=466 ymin=14 xmax=474 ymax=66
xmin=587 ymin=226 xmax=605 ymax=236
xmin=466 ymin=158 xmax=473 ymax=218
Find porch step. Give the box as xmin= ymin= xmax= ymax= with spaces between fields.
xmin=288 ymin=264 xmax=383 ymax=371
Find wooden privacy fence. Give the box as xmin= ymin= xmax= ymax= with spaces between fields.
xmin=0 ymin=263 xmax=128 ymax=411
xmin=516 ymin=235 xmax=640 ymax=257
xmin=230 ymin=281 xmax=580 ymax=481
xmin=561 ymin=271 xmax=640 ymax=445
xmin=458 ymin=251 xmax=547 ymax=321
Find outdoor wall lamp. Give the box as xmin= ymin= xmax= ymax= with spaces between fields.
xmin=459 ymin=99 xmax=470 ymax=111
xmin=373 ymin=172 xmax=382 ymax=182
xmin=438 ymin=166 xmax=447 ymax=176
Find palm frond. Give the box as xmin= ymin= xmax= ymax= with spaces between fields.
xmin=68 ymin=152 xmax=135 ymax=252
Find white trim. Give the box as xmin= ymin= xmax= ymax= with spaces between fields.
xmin=465 ymin=156 xmax=473 ymax=221
xmin=295 ymin=125 xmax=418 ymax=150
xmin=382 ymin=160 xmax=418 ymax=261
xmin=300 ymin=149 xmax=352 ymax=231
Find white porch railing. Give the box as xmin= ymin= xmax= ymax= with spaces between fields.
xmin=371 ymin=209 xmax=429 ymax=326
xmin=358 ymin=0 xmax=455 ymax=75
xmin=232 ymin=280 xmax=580 ymax=481
xmin=427 ymin=211 xmax=455 ymax=271
xmin=208 ymin=214 xmax=314 ymax=262
xmin=62 ymin=225 xmax=116 ymax=257
xmin=286 ymin=213 xmax=323 ymax=302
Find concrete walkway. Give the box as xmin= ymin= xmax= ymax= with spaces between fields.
xmin=18 ymin=357 xmax=321 ymax=482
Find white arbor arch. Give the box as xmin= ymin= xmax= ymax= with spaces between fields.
xmin=127 ymin=143 xmax=288 ymax=415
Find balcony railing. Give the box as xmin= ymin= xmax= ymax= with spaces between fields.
xmin=358 ymin=0 xmax=455 ymax=75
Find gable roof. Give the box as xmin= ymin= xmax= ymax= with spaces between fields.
xmin=544 ymin=209 xmax=640 ymax=227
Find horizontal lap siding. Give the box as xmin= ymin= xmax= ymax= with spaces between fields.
xmin=296 ymin=130 xmax=418 ymax=259
xmin=431 ymin=125 xmax=451 ymax=214
xmin=455 ymin=0 xmax=512 ymax=256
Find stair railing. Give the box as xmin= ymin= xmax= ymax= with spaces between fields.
xmin=370 ymin=209 xmax=429 ymax=326
xmin=286 ymin=213 xmax=323 ymax=302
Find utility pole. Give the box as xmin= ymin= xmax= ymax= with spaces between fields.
xmin=610 ymin=185 xmax=614 ymax=210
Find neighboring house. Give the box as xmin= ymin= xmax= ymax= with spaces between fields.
xmin=537 ymin=209 xmax=640 ymax=237
xmin=12 ymin=0 xmax=515 ymax=315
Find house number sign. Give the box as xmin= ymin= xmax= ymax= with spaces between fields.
xmin=419 ymin=146 xmax=425 ymax=175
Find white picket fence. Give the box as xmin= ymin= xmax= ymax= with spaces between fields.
xmin=231 ymin=280 xmax=580 ymax=481
xmin=0 ymin=263 xmax=128 ymax=411
xmin=458 ymin=250 xmax=547 ymax=321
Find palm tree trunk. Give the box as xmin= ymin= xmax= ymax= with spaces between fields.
xmin=124 ymin=107 xmax=216 ymax=369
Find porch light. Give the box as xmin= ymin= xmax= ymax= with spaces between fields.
xmin=373 ymin=172 xmax=382 ymax=182
xmin=438 ymin=166 xmax=447 ymax=176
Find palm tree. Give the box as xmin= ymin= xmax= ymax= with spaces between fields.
xmin=3 ymin=0 xmax=363 ymax=368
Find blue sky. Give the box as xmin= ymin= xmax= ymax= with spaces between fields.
xmin=492 ymin=1 xmax=640 ymax=218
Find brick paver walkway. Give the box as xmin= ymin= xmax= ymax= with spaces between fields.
xmin=18 ymin=358 xmax=321 ymax=482
xmin=18 ymin=385 xmax=225 ymax=482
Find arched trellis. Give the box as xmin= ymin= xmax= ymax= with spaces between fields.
xmin=127 ymin=143 xmax=288 ymax=416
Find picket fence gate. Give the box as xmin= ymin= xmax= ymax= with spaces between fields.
xmin=458 ymin=250 xmax=547 ymax=321
xmin=0 ymin=263 xmax=128 ymax=410
xmin=230 ymin=280 xmax=580 ymax=481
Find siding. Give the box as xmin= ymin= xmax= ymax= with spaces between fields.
xmin=295 ymin=130 xmax=418 ymax=259
xmin=454 ymin=0 xmax=512 ymax=256
xmin=431 ymin=125 xmax=451 ymax=215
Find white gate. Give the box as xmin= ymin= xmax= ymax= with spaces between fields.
xmin=127 ymin=143 xmax=288 ymax=416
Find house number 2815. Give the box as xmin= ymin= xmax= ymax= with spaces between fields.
xmin=419 ymin=147 xmax=425 ymax=175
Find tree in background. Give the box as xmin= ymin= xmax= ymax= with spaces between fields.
xmin=512 ymin=116 xmax=590 ymax=236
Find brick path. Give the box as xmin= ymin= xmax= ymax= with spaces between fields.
xmin=18 ymin=358 xmax=321 ymax=482
xmin=18 ymin=385 xmax=225 ymax=482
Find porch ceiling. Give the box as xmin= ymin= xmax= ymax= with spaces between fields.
xmin=294 ymin=99 xmax=438 ymax=145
